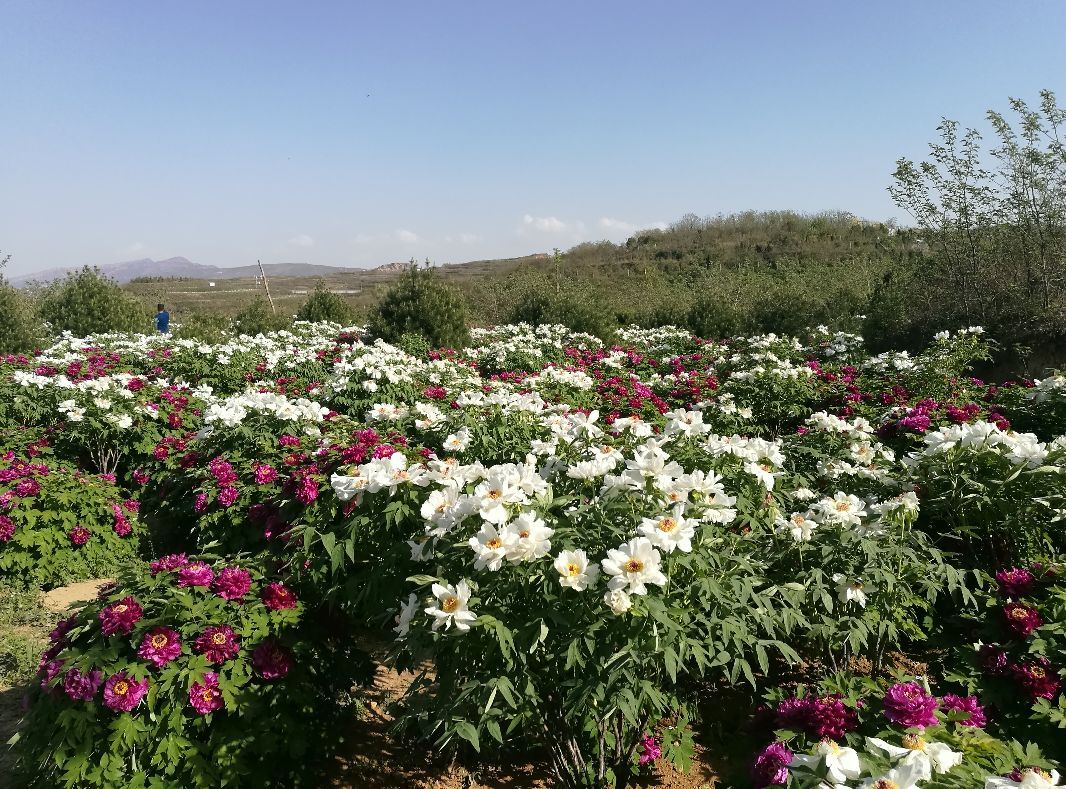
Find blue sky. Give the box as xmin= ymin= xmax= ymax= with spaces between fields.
xmin=2 ymin=0 xmax=1064 ymax=276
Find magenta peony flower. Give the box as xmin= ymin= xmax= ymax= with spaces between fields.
xmin=193 ymin=491 xmax=208 ymax=512
xmin=40 ymin=659 xmax=65 ymax=690
xmin=69 ymin=526 xmax=91 ymax=546
xmin=637 ymin=734 xmax=662 ymax=766
xmin=14 ymin=478 xmax=40 ymax=497
xmin=775 ymin=694 xmax=857 ymax=739
xmin=49 ymin=614 xmax=76 ymax=644
xmin=751 ymin=741 xmax=793 ymax=788
xmin=113 ymin=515 xmax=132 ymax=537
xmin=102 ymin=672 xmax=149 ymax=712
xmin=1011 ymin=658 xmax=1062 ymax=701
xmin=217 ymin=486 xmax=239 ymax=508
xmin=178 ymin=561 xmax=215 ymax=588
xmin=137 ymin=627 xmax=182 ymax=667
xmin=132 ymin=469 xmax=150 ymax=485
xmin=979 ymin=644 xmax=1009 ymax=675
xmin=208 ymin=457 xmax=237 ymax=485
xmin=252 ymin=640 xmax=293 ymax=680
xmin=194 ymin=625 xmax=240 ymax=663
xmin=940 ymin=694 xmax=987 ymax=727
xmin=149 ymin=553 xmax=189 ymax=575
xmin=1004 ymin=603 xmax=1042 ymax=637
xmin=883 ymin=682 xmax=939 ymax=729
xmin=0 ymin=514 xmax=14 ymax=541
xmin=253 ymin=463 xmax=277 ymax=484
xmin=213 ymin=567 xmax=252 ymax=601
xmin=995 ymin=567 xmax=1035 ymax=598
xmin=63 ymin=667 xmax=103 ymax=701
xmin=188 ymin=672 xmax=224 ymax=714
xmin=261 ymin=582 xmax=297 ymax=611
xmin=278 ymin=434 xmax=300 ymax=447
xmin=295 ymin=476 xmax=319 ymax=504
xmin=99 ymin=597 xmax=143 ymax=637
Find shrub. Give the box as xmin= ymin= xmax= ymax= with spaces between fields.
xmin=232 ymin=297 xmax=292 ymax=336
xmin=0 ymin=277 xmax=41 ymax=353
xmin=367 ymin=266 xmax=469 ymax=348
xmin=36 ymin=267 xmax=148 ymax=337
xmin=295 ymin=282 xmax=354 ymax=325
xmin=174 ymin=312 xmax=231 ymax=344
xmin=13 ymin=553 xmax=368 ymax=788
xmin=0 ymin=452 xmax=144 ymax=589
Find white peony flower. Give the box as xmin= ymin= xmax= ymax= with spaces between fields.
xmin=468 ymin=523 xmax=515 ymax=571
xmin=638 ymin=506 xmax=695 ymax=553
xmin=866 ymin=734 xmax=962 ymax=781
xmin=554 ymin=549 xmax=600 ymax=591
xmin=425 ymin=581 xmax=477 ymax=632
xmin=393 ymin=593 xmax=419 ymax=639
xmin=791 ymin=740 xmax=862 ymax=784
xmin=602 ymin=537 xmax=668 ymax=596
xmin=986 ymin=768 xmax=1063 ymax=788
xmin=833 ymin=574 xmax=875 ymax=608
xmin=502 ymin=512 xmax=554 ymax=562
xmin=604 ymin=588 xmax=632 ymax=614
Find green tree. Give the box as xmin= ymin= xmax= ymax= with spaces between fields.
xmin=0 ymin=252 xmax=41 ymax=353
xmin=36 ymin=266 xmax=147 ymax=337
xmin=232 ymin=296 xmax=292 ymax=336
xmin=367 ymin=264 xmax=469 ymax=348
xmin=888 ymin=90 xmax=1066 ymax=344
xmin=295 ymin=281 xmax=355 ymax=324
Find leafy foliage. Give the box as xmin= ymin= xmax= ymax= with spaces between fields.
xmin=367 ymin=265 xmax=470 ymax=348
xmin=36 ymin=267 xmax=149 ymax=337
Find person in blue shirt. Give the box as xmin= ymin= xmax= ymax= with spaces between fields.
xmin=155 ymin=303 xmax=170 ymax=333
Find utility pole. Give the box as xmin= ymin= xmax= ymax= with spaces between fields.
xmin=257 ymin=259 xmax=276 ymax=315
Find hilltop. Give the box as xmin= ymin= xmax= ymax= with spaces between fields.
xmin=9 ymin=257 xmax=361 ymax=286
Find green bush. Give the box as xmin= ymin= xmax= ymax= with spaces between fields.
xmin=232 ymin=297 xmax=292 ymax=336
xmin=295 ymin=282 xmax=354 ymax=324
xmin=0 ymin=453 xmax=145 ymax=589
xmin=36 ymin=267 xmax=148 ymax=337
xmin=13 ymin=553 xmax=369 ymax=788
xmin=367 ymin=266 xmax=469 ymax=348
xmin=0 ymin=273 xmax=41 ymax=354
xmin=174 ymin=312 xmax=231 ymax=344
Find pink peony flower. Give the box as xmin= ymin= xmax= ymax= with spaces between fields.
xmin=261 ymin=582 xmax=297 ymax=611
xmin=137 ymin=627 xmax=182 ymax=667
xmin=1004 ymin=603 xmax=1042 ymax=637
xmin=40 ymin=659 xmax=65 ymax=690
xmin=188 ymin=672 xmax=224 ymax=714
xmin=279 ymin=434 xmax=300 ymax=447
xmin=69 ymin=526 xmax=91 ymax=546
xmin=295 ymin=476 xmax=319 ymax=504
xmin=0 ymin=514 xmax=14 ymax=541
xmin=14 ymin=478 xmax=40 ymax=497
xmin=102 ymin=672 xmax=149 ymax=712
xmin=637 ymin=734 xmax=662 ymax=766
xmin=193 ymin=491 xmax=208 ymax=512
xmin=99 ymin=597 xmax=143 ymax=636
xmin=751 ymin=741 xmax=792 ymax=788
xmin=132 ymin=469 xmax=150 ymax=485
xmin=940 ymin=694 xmax=987 ymax=727
xmin=194 ymin=625 xmax=240 ymax=664
xmin=883 ymin=682 xmax=939 ymax=729
xmin=178 ymin=562 xmax=215 ymax=588
xmin=216 ymin=486 xmax=239 ymax=508
xmin=149 ymin=553 xmax=189 ymax=575
xmin=213 ymin=567 xmax=252 ymax=601
xmin=252 ymin=640 xmax=293 ymax=680
xmin=63 ymin=667 xmax=103 ymax=701
xmin=253 ymin=463 xmax=277 ymax=484
xmin=113 ymin=515 xmax=132 ymax=537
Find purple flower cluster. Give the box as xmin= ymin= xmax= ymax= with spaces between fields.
xmin=883 ymin=682 xmax=939 ymax=729
xmin=775 ymin=694 xmax=857 ymax=739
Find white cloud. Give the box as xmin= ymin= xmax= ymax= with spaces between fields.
xmin=457 ymin=232 xmax=481 ymax=243
xmin=354 ymin=233 xmax=375 ymax=245
xmin=598 ymin=217 xmax=668 ymax=237
xmin=288 ymin=234 xmax=314 ymax=248
xmin=521 ymin=214 xmax=567 ymax=233
xmin=125 ymin=241 xmax=146 ymax=255
xmin=395 ymin=229 xmax=421 ymax=243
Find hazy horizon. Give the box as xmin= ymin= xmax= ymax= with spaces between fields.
xmin=2 ymin=0 xmax=1065 ymax=277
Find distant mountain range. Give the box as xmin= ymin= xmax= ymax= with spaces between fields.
xmin=9 ymin=257 xmax=361 ymax=286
